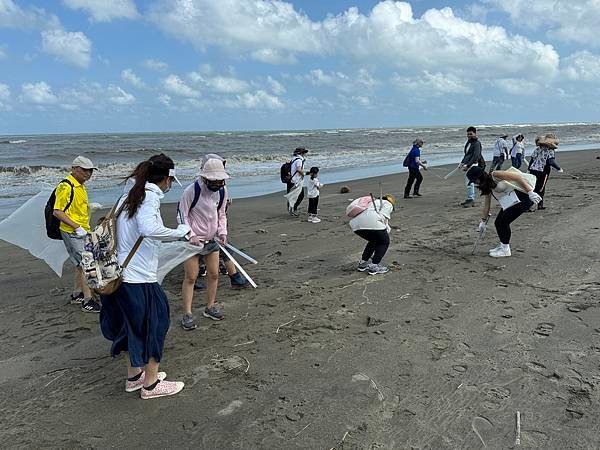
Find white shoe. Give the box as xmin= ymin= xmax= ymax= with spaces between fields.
xmin=307 ymin=216 xmax=314 ymax=222
xmin=489 ymin=243 xmax=502 ymax=253
xmin=489 ymin=247 xmax=511 ymax=258
xmin=311 ymin=217 xmax=321 ymax=223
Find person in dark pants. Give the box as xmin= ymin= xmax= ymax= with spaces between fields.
xmin=467 ymin=166 xmax=541 ymax=258
xmin=460 ymin=126 xmax=486 ymax=207
xmin=306 ymin=166 xmax=323 ymax=223
xmin=528 ymin=133 xmax=562 ymax=210
xmin=349 ymin=194 xmax=396 ymax=275
xmin=404 ymin=139 xmax=428 ymax=198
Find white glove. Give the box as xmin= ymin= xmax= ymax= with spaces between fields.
xmin=478 ymin=220 xmax=487 ymax=233
xmin=176 ymin=223 xmax=191 ymax=237
xmin=74 ymin=226 xmax=87 ymax=237
xmin=528 ymin=191 xmax=542 ymax=204
xmin=89 ymin=202 xmax=103 ymax=212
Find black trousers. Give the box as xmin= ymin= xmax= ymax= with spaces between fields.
xmin=530 ymin=169 xmax=549 ymax=207
xmin=494 ymin=196 xmax=532 ymax=244
xmin=404 ymin=167 xmax=423 ymax=196
xmin=355 ymin=229 xmax=390 ymax=264
xmin=490 ymin=155 xmax=505 ymax=171
xmin=286 ymin=181 xmax=304 ymax=211
xmin=308 ymin=196 xmax=319 ymax=214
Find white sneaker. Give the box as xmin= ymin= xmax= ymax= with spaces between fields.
xmin=489 ymin=243 xmax=502 ymax=253
xmin=367 ymin=263 xmax=389 ymax=275
xmin=307 ymin=216 xmax=314 ymax=222
xmin=311 ymin=217 xmax=321 ymax=223
xmin=489 ymin=247 xmax=511 ymax=258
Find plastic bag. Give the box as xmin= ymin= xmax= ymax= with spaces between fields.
xmin=156 ymin=241 xmax=204 ymax=284
xmin=284 ymin=182 xmax=303 ymax=206
xmin=0 ymin=190 xmax=69 ymax=277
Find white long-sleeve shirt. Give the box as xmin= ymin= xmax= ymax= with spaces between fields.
xmin=349 ymin=199 xmax=394 ymax=232
xmin=117 ymin=183 xmax=188 ymax=283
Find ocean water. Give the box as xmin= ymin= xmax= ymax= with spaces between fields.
xmin=1 ymin=123 xmax=599 ymax=219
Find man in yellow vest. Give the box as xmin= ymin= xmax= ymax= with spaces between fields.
xmin=53 ymin=156 xmax=101 ymax=313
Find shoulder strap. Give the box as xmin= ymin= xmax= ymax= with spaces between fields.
xmin=218 ymin=187 xmax=225 ymax=211
xmin=61 ymin=179 xmax=75 ymax=212
xmin=189 ymin=181 xmax=201 ymax=213
xmin=121 ymin=236 xmax=144 ymax=268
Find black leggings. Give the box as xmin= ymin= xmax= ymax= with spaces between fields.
xmin=286 ymin=181 xmax=304 ymax=211
xmin=494 ymin=195 xmax=532 ymax=244
xmin=530 ymin=169 xmax=549 ymax=207
xmin=355 ymin=229 xmax=390 ymax=264
xmin=404 ymin=167 xmax=423 ymax=196
xmin=308 ymin=197 xmax=319 ymax=214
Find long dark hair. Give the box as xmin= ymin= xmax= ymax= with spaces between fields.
xmin=475 ymin=171 xmax=497 ymax=196
xmin=124 ymin=153 xmax=174 ymax=218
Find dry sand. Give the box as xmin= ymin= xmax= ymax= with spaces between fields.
xmin=1 ymin=150 xmax=599 ymax=449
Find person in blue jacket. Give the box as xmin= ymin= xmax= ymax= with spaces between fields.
xmin=403 ymin=139 xmax=428 ymax=198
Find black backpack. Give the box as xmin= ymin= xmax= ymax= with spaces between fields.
xmin=402 ymin=153 xmax=410 ymax=167
xmin=44 ymin=179 xmax=75 ymax=240
xmin=280 ymin=157 xmax=301 ymax=183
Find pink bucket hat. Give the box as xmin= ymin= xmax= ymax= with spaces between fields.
xmin=199 ymin=158 xmax=230 ymax=180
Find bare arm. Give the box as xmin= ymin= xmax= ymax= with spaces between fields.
xmin=482 ymin=194 xmax=492 ymax=219
xmin=492 ymin=170 xmax=534 ymax=192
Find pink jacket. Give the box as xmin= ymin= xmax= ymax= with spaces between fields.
xmin=178 ymin=180 xmax=228 ymax=241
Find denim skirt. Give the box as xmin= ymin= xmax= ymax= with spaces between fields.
xmin=100 ymin=282 xmax=170 ymax=367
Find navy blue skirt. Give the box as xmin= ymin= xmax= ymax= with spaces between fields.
xmin=100 ymin=282 xmax=170 ymax=368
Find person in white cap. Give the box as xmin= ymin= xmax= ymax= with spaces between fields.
xmin=53 ymin=155 xmax=101 ymax=313
xmin=178 ymin=158 xmax=231 ymax=329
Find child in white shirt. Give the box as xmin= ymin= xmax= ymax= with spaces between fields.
xmin=306 ymin=167 xmax=323 ymax=223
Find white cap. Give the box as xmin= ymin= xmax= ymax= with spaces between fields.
xmin=168 ymin=168 xmax=182 ymax=186
xmin=72 ymin=155 xmax=97 ymax=170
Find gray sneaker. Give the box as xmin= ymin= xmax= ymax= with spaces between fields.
xmin=181 ymin=313 xmax=197 ymax=331
xmin=203 ymin=306 xmax=224 ymax=321
xmin=460 ymin=199 xmax=475 ymax=207
xmin=367 ymin=263 xmax=389 ymax=275
xmin=357 ymin=260 xmax=369 ymax=272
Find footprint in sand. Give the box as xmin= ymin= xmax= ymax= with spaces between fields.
xmin=534 ymin=322 xmax=555 ymax=337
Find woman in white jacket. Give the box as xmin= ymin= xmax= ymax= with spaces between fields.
xmin=350 ymin=194 xmax=395 ymax=275
xmin=100 ymin=154 xmax=191 ymax=400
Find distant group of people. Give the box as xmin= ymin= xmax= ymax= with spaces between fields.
xmin=42 ymin=123 xmax=567 ymax=399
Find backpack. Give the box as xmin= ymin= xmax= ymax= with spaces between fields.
xmin=176 ymin=181 xmax=226 ymax=219
xmin=44 ymin=179 xmax=75 ymax=240
xmin=346 ymin=196 xmax=375 ymax=218
xmin=280 ymin=157 xmax=302 ymax=183
xmin=402 ymin=153 xmax=410 ymax=167
xmin=81 ymin=198 xmax=143 ymax=296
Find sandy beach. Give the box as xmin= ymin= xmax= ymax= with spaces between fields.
xmin=1 ymin=149 xmax=599 ymax=448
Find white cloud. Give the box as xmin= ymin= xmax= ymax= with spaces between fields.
xmin=0 ymin=82 xmax=11 ymax=110
xmin=158 ymin=93 xmax=171 ymax=106
xmin=163 ymin=74 xmax=200 ymax=98
xmin=121 ymin=68 xmax=145 ymax=88
xmin=148 ymin=0 xmax=559 ymax=82
xmin=391 ymin=71 xmax=471 ymax=96
xmin=562 ymin=51 xmax=600 ymax=82
xmin=62 ymin=0 xmax=139 ymax=22
xmin=484 ymin=0 xmax=600 ymax=46
xmin=226 ymin=90 xmax=283 ymax=110
xmin=21 ymin=81 xmax=58 ymax=104
xmin=0 ymin=0 xmax=59 ymax=30
xmin=109 ymin=85 xmax=135 ymax=105
xmin=493 ymin=78 xmax=542 ymax=96
xmin=267 ymin=76 xmax=286 ymax=95
xmin=143 ymin=58 xmax=168 ymax=72
xmin=302 ymin=68 xmax=379 ymax=94
xmin=41 ymin=28 xmax=92 ymax=69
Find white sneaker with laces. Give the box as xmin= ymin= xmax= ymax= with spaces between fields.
xmin=367 ymin=263 xmax=389 ymax=275
xmin=489 ymin=246 xmax=511 ymax=258
xmin=311 ymin=217 xmax=321 ymax=223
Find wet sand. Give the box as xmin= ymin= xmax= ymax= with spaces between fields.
xmin=1 ymin=150 xmax=599 ymax=448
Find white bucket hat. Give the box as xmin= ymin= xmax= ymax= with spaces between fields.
xmin=199 ymin=158 xmax=230 ymax=180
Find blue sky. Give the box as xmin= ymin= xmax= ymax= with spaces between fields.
xmin=1 ymin=0 xmax=600 ymax=134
